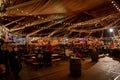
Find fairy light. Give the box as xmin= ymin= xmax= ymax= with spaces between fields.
xmin=109 ymin=28 xmax=114 ymax=32
xmin=21 ymin=11 xmax=23 ymax=13
xmin=110 ymin=0 xmax=120 ymax=12
xmin=28 ymin=14 xmax=32 ymax=16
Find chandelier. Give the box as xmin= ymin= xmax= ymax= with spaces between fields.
xmin=0 ymin=0 xmax=10 ymax=16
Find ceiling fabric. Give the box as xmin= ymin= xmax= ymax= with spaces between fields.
xmin=6 ymin=0 xmax=108 ymax=16
xmin=1 ymin=0 xmax=120 ymax=38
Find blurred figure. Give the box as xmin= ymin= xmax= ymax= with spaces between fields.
xmin=65 ymin=47 xmax=74 ymax=58
xmin=1 ymin=42 xmax=9 ymax=79
xmin=44 ymin=42 xmax=53 ymax=66
xmin=36 ymin=49 xmax=43 ymax=62
xmin=9 ymin=45 xmax=22 ymax=80
xmin=0 ymin=39 xmax=6 ymax=79
xmin=48 ymin=42 xmax=54 ymax=53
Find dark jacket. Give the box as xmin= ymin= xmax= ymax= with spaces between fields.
xmin=0 ymin=49 xmax=9 ymax=65
xmin=0 ymin=49 xmax=4 ymax=64
xmin=9 ymin=50 xmax=22 ymax=71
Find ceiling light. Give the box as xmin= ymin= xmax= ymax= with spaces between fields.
xmin=111 ymin=1 xmax=114 ymax=3
xmin=109 ymin=28 xmax=113 ymax=32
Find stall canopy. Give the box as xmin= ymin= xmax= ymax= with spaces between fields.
xmin=0 ymin=0 xmax=120 ymax=38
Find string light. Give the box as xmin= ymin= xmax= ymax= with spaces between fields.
xmin=11 ymin=13 xmax=120 ymax=36
xmin=33 ymin=26 xmax=69 ymax=30
xmin=41 ymin=17 xmax=44 ymax=19
xmin=7 ymin=3 xmax=120 ymax=36
xmin=29 ymin=14 xmax=32 ymax=15
xmin=37 ymin=16 xmax=41 ymax=19
xmin=110 ymin=0 xmax=120 ymax=12
xmin=21 ymin=11 xmax=24 ymax=13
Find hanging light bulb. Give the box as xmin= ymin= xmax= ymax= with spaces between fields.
xmin=109 ymin=28 xmax=114 ymax=32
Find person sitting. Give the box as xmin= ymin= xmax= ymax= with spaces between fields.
xmin=75 ymin=51 xmax=85 ymax=61
xmin=36 ymin=50 xmax=43 ymax=62
xmin=65 ymin=47 xmax=74 ymax=58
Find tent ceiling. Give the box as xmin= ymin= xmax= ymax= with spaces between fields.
xmin=1 ymin=0 xmax=120 ymax=38
xmin=6 ymin=0 xmax=108 ymax=16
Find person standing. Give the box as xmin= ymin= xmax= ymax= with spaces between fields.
xmin=0 ymin=39 xmax=6 ymax=79
xmin=9 ymin=45 xmax=22 ymax=80
xmin=1 ymin=42 xmax=9 ymax=79
xmin=44 ymin=42 xmax=53 ymax=66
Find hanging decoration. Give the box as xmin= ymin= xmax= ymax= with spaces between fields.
xmin=110 ymin=0 xmax=120 ymax=12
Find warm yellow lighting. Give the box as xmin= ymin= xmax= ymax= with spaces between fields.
xmin=111 ymin=1 xmax=114 ymax=3
xmin=110 ymin=0 xmax=120 ymax=12
xmin=109 ymin=28 xmax=113 ymax=32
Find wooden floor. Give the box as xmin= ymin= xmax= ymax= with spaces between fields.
xmin=18 ymin=55 xmax=120 ymax=80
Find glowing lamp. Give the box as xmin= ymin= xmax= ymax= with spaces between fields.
xmin=109 ymin=28 xmax=113 ymax=32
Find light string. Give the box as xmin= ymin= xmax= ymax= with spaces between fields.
xmin=110 ymin=0 xmax=120 ymax=12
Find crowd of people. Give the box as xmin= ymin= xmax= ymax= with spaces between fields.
xmin=0 ymin=38 xmax=119 ymax=80
xmin=0 ymin=39 xmax=22 ymax=80
xmin=64 ymin=42 xmax=117 ymax=60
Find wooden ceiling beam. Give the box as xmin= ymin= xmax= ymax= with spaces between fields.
xmin=70 ymin=18 xmax=120 ymax=33
xmin=27 ymin=22 xmax=59 ymax=37
xmin=27 ymin=15 xmax=76 ymax=37
xmin=10 ymin=16 xmax=64 ymax=32
xmin=68 ymin=13 xmax=120 ymax=30
xmin=4 ymin=17 xmax=25 ymax=27
xmin=64 ymin=31 xmax=72 ymax=37
xmin=1 ymin=17 xmax=25 ymax=32
xmin=47 ymin=15 xmax=76 ymax=37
